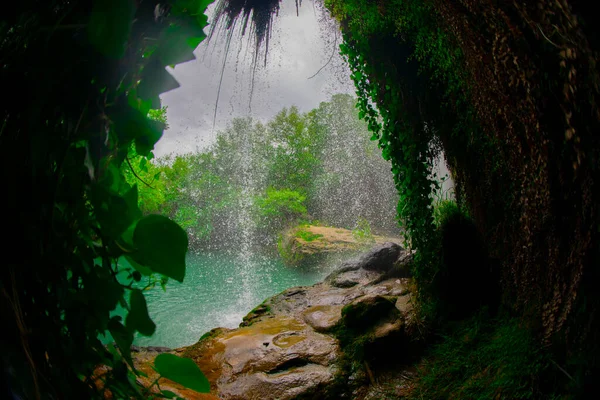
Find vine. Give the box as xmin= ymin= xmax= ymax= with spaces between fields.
xmin=1 ymin=0 xmax=214 ymax=398
xmin=326 ymin=0 xmax=474 ymax=312
xmin=328 ymin=0 xmax=600 ymax=391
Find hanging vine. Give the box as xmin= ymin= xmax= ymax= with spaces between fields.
xmin=1 ymin=1 xmax=214 ymax=398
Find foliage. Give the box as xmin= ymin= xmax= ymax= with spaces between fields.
xmin=1 ymin=0 xmax=212 ymax=397
xmin=255 ymin=188 xmax=307 ymax=221
xmin=327 ymin=0 xmax=461 ymax=304
xmin=351 ymin=217 xmax=375 ymax=243
xmin=433 ymin=199 xmax=462 ymax=228
xmin=406 ymin=312 xmax=563 ymax=400
xmin=140 ymin=94 xmax=400 ymax=252
xmin=295 ymin=227 xmax=324 ymax=242
xmin=154 ymin=353 xmax=210 ymax=393
xmin=148 ymin=106 xmax=170 ymax=128
xmin=326 ymin=0 xmax=600 ymax=393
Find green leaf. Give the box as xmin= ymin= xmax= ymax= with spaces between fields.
xmin=131 ymin=215 xmax=188 ymax=282
xmin=126 ymin=289 xmax=156 ymax=336
xmin=124 ymin=255 xmax=153 ymax=276
xmin=160 ymin=390 xmax=178 ymax=399
xmin=108 ymin=318 xmax=135 ymax=369
xmin=87 ymin=0 xmax=136 ymax=58
xmin=154 ymin=354 xmax=210 ymax=393
xmin=93 ymin=184 xmax=142 ymax=239
xmin=109 ymin=105 xmax=163 ymax=155
xmin=139 ymin=157 xmax=148 ymax=173
xmin=186 ymin=35 xmax=206 ymax=49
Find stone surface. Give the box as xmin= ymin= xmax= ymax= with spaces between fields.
xmin=356 ymin=242 xmax=404 ymax=272
xmin=395 ymin=294 xmax=414 ymax=315
xmin=288 ymin=225 xmax=404 ymax=256
xmin=137 ymin=243 xmax=414 ymax=400
xmin=302 ymin=304 xmax=344 ymax=332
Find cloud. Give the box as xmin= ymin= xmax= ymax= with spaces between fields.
xmin=154 ymin=0 xmax=354 ymax=157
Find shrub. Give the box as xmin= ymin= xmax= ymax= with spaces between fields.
xmin=433 ymin=201 xmax=501 ymax=320
xmin=406 ymin=312 xmax=563 ymax=400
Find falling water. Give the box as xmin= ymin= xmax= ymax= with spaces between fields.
xmin=132 ymin=1 xmax=402 ymax=348
xmin=234 ymin=118 xmax=260 ymax=314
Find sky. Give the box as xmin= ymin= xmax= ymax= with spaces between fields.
xmin=154 ymin=0 xmax=355 ymax=157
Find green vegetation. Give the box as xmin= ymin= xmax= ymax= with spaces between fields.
xmin=128 ymin=94 xmax=399 ymax=252
xmin=406 ymin=312 xmax=561 ymax=400
xmin=295 ymin=227 xmax=324 ymax=242
xmin=351 ymin=217 xmax=376 ymax=244
xmin=2 ymin=1 xmax=212 ymax=398
xmin=5 ymin=0 xmax=600 ymax=398
xmin=277 ymin=232 xmax=304 ymax=266
xmin=323 ymin=0 xmax=600 ymax=396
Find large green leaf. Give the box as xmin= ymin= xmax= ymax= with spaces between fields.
xmin=131 ymin=215 xmax=188 ymax=282
xmin=109 ymin=105 xmax=163 ymax=155
xmin=126 ymin=289 xmax=156 ymax=336
xmin=88 ymin=0 xmax=136 ymax=58
xmin=154 ymin=353 xmax=210 ymax=393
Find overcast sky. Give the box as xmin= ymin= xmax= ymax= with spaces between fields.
xmin=154 ymin=1 xmax=355 ymax=157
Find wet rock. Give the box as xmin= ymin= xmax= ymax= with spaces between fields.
xmin=341 ymin=294 xmax=399 ymax=330
xmin=354 ymin=242 xmax=403 ymax=272
xmin=328 ymin=266 xmax=380 ymax=288
xmin=166 ymin=243 xmax=415 ymax=399
xmin=220 ymin=364 xmax=336 ymax=400
xmin=182 ymin=316 xmax=339 ymax=399
xmin=332 ymin=279 xmax=358 ymax=288
xmin=302 ymin=304 xmax=343 ymax=332
xmin=130 ymin=345 xmax=171 ymax=353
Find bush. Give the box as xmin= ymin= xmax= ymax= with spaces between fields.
xmin=433 ymin=201 xmax=501 ymax=320
xmin=406 ymin=312 xmax=563 ymax=399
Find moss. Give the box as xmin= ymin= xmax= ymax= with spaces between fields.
xmin=341 ymin=296 xmax=398 ymax=329
xmin=277 ymin=231 xmax=305 ymax=266
xmin=240 ymin=302 xmax=272 ymax=326
xmin=295 ymin=228 xmax=324 ymax=242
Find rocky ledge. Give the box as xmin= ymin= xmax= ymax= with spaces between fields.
xmin=279 ymin=225 xmax=404 ymax=264
xmin=138 ymin=242 xmax=416 ymax=399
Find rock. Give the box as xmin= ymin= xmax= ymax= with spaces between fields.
xmin=395 ymin=294 xmax=413 ymax=315
xmin=332 ymin=279 xmax=358 ymax=288
xmin=131 ymin=345 xmax=171 ymax=353
xmin=141 ymin=243 xmax=415 ymax=400
xmin=302 ymin=305 xmax=344 ymax=332
xmin=220 ymin=364 xmax=336 ymax=400
xmin=326 ymin=263 xmax=380 ymax=288
xmin=372 ymin=318 xmax=403 ymax=339
xmin=183 ymin=316 xmax=339 ymax=399
xmin=285 ymin=225 xmax=404 ymax=258
xmin=129 ymin=348 xmax=220 ymax=400
xmin=341 ymin=294 xmax=399 ymax=329
xmin=354 ymin=242 xmax=403 ymax=272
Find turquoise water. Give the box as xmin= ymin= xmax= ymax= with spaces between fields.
xmin=121 ymin=252 xmax=338 ymax=348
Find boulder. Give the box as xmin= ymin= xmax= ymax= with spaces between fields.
xmin=354 ymin=242 xmax=403 ymax=272
xmin=302 ymin=304 xmax=344 ymax=332
xmin=144 ymin=243 xmax=416 ymax=399
xmin=182 ymin=316 xmax=339 ymax=400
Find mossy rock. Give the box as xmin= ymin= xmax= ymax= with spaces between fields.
xmin=341 ymin=295 xmax=399 ymax=330
xmin=240 ymin=303 xmax=272 ymax=326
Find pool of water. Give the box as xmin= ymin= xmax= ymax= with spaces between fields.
xmin=119 ymin=252 xmax=340 ymax=348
